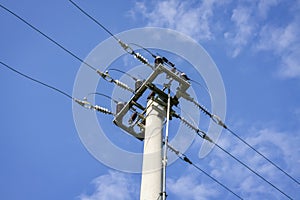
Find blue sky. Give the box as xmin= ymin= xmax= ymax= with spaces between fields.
xmin=1 ymin=0 xmax=300 ymax=199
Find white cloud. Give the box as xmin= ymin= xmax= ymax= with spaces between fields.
xmin=224 ymin=1 xmax=300 ymax=77
xmin=131 ymin=0 xmax=223 ymax=41
xmin=224 ymin=5 xmax=256 ymax=57
xmin=211 ymin=127 xmax=300 ymax=198
xmin=164 ymin=124 xmax=300 ymax=199
xmin=130 ymin=0 xmax=300 ymax=78
xmin=167 ymin=173 xmax=218 ymax=199
xmin=257 ymin=0 xmax=281 ymax=19
xmin=256 ymin=21 xmax=300 ymax=78
xmin=79 ymin=170 xmax=138 ymax=200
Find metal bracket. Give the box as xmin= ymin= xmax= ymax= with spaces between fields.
xmin=113 ymin=64 xmax=191 ymax=140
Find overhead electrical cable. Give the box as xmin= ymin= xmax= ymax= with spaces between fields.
xmin=87 ymin=92 xmax=119 ymax=104
xmin=192 ymin=99 xmax=300 ymax=186
xmin=0 ymin=3 xmax=98 ymax=72
xmin=225 ymin=127 xmax=300 ymax=186
xmin=0 ymin=61 xmax=73 ymax=100
xmin=0 ymin=3 xmax=136 ymax=95
xmin=166 ymin=142 xmax=243 ymax=200
xmin=0 ymin=2 xmax=134 ymax=95
xmin=66 ymin=1 xmax=298 ymax=197
xmin=0 ymin=60 xmax=114 ymax=115
xmin=68 ymin=0 xmax=211 ymax=97
xmin=213 ymin=143 xmax=293 ymax=199
xmin=2 ymin=1 xmax=297 ymax=197
xmin=68 ymin=0 xmax=118 ymax=42
xmin=175 ymin=113 xmax=294 ymax=199
xmin=68 ymin=0 xmax=153 ymax=69
xmin=174 ymin=109 xmax=293 ymax=199
xmin=108 ymin=68 xmax=138 ymax=81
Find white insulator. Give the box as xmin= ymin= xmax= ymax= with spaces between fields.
xmin=114 ymin=80 xmax=134 ymax=93
xmin=180 ymin=117 xmax=199 ymax=133
xmin=135 ymin=52 xmax=149 ymax=65
xmin=166 ymin=143 xmax=180 ymax=155
xmin=93 ymin=105 xmax=113 ymax=115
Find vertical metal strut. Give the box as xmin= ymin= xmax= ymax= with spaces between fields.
xmin=162 ymin=88 xmax=171 ymax=200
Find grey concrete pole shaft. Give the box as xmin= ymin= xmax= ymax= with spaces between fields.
xmin=140 ymin=99 xmax=164 ymax=200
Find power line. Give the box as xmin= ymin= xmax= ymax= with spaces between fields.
xmin=108 ymin=68 xmax=138 ymax=81
xmin=0 ymin=60 xmax=114 ymax=115
xmin=67 ymin=0 xmax=155 ymax=70
xmin=174 ymin=112 xmax=293 ymax=199
xmin=166 ymin=142 xmax=243 ymax=199
xmin=128 ymin=43 xmax=157 ymax=58
xmin=192 ymin=98 xmax=300 ymax=186
xmin=87 ymin=92 xmax=119 ymax=104
xmin=0 ymin=3 xmax=148 ymax=93
xmin=226 ymin=127 xmax=300 ymax=186
xmin=0 ymin=61 xmax=73 ymax=100
xmin=2 ymin=1 xmax=296 ymax=197
xmin=214 ymin=143 xmax=293 ymax=199
xmin=0 ymin=2 xmax=136 ymax=95
xmin=68 ymin=0 xmax=118 ymax=41
xmin=0 ymin=3 xmax=97 ymax=72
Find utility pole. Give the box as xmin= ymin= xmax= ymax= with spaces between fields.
xmin=113 ymin=62 xmax=191 ymax=200
xmin=140 ymin=99 xmax=164 ymax=200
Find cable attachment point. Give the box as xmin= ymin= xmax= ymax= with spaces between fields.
xmin=166 ymin=142 xmax=192 ymax=164
xmin=118 ymin=39 xmax=134 ymax=54
xmin=203 ymin=133 xmax=214 ymax=143
xmin=212 ymin=114 xmax=227 ymax=129
xmin=177 ymin=114 xmax=214 ymax=143
xmin=74 ymin=98 xmax=93 ymax=109
xmin=96 ymin=69 xmax=108 ymax=79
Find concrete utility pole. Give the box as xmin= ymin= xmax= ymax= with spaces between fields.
xmin=140 ymin=99 xmax=165 ymax=200
xmin=113 ymin=63 xmax=191 ymax=200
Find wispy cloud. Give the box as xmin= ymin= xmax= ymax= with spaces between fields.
xmin=168 ymin=126 xmax=300 ymax=199
xmin=256 ymin=19 xmax=300 ymax=79
xmin=224 ymin=5 xmax=256 ymax=57
xmin=131 ymin=0 xmax=223 ymax=41
xmin=79 ymin=170 xmax=138 ymax=200
xmin=130 ymin=0 xmax=300 ymax=79
xmin=167 ymin=173 xmax=218 ymax=199
xmin=209 ymin=127 xmax=300 ymax=198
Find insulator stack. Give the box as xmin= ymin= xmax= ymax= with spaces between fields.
xmin=166 ymin=143 xmax=180 ymax=155
xmin=113 ymin=80 xmax=134 ymax=93
xmin=93 ymin=105 xmax=113 ymax=115
xmin=179 ymin=116 xmax=199 ymax=133
xmin=193 ymin=101 xmax=212 ymax=118
xmin=134 ymin=52 xmax=149 ymax=65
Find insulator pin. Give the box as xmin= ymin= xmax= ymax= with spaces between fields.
xmin=129 ymin=112 xmax=138 ymax=124
xmin=116 ymin=102 xmax=125 ymax=114
xmin=135 ymin=79 xmax=143 ymax=91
